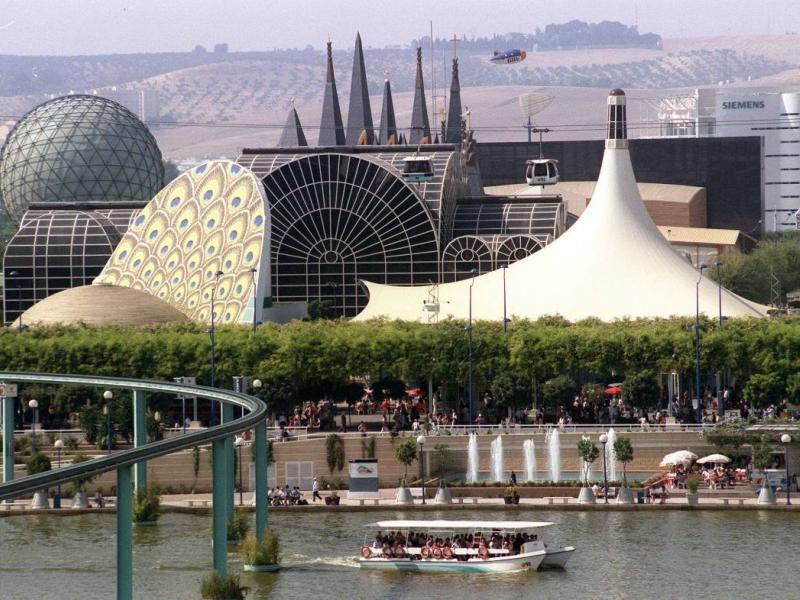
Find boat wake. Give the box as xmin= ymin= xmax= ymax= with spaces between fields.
xmin=279 ymin=553 xmax=361 ymax=570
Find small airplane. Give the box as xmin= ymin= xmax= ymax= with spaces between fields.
xmin=490 ymin=48 xmax=527 ymax=64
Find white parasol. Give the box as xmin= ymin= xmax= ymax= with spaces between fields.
xmin=697 ymin=453 xmax=731 ymax=464
xmin=659 ymin=450 xmax=698 ymax=466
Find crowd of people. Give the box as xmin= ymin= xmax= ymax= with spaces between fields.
xmin=267 ymin=484 xmax=308 ymax=506
xmin=370 ymin=530 xmax=539 ymax=560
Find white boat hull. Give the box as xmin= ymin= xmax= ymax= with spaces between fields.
xmin=359 ymin=550 xmax=546 ymax=573
xmin=539 ymin=546 xmax=575 ymax=570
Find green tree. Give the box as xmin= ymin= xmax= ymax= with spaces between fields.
xmin=621 ymin=370 xmax=659 ymax=410
xmin=576 ymin=437 xmax=600 ymax=487
xmin=395 ymin=439 xmax=418 ymax=479
xmin=26 ymin=451 xmax=51 ymax=475
xmin=541 ymin=375 xmax=577 ymax=413
xmin=743 ymin=373 xmax=785 ymax=408
xmin=325 ymin=433 xmax=345 ymax=474
xmin=613 ymin=436 xmax=634 ymax=488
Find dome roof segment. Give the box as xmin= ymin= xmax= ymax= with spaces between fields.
xmin=14 ymin=284 xmax=188 ymax=327
xmin=0 ymin=94 xmax=163 ymax=224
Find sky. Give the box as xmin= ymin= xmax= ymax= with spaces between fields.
xmin=1 ymin=0 xmax=799 ymax=55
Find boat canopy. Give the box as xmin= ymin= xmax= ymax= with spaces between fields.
xmin=364 ymin=520 xmax=554 ymax=530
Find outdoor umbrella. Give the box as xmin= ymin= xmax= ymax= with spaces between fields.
xmin=659 ymin=450 xmax=698 ymax=466
xmin=697 ymin=453 xmax=731 ymax=464
xmin=605 ymin=386 xmax=622 ymax=395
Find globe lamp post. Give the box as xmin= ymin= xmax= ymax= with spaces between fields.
xmin=695 ymin=263 xmax=707 ymax=424
xmin=781 ymin=434 xmax=792 ymax=505
xmin=103 ymin=390 xmax=113 ymax=452
xmin=467 ymin=268 xmax=478 ymax=424
xmin=54 ymin=438 xmax=64 ymax=509
xmin=599 ymin=433 xmax=609 ymax=504
xmin=28 ymin=399 xmax=38 ymax=453
xmin=235 ymin=435 xmax=246 ymax=506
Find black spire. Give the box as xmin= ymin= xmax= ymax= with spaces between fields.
xmin=445 ymin=57 xmax=463 ymax=144
xmin=379 ymin=74 xmax=397 ymax=144
xmin=345 ymin=32 xmax=374 ymax=145
xmin=410 ymin=47 xmax=431 ymax=144
xmin=318 ymin=40 xmax=345 ymax=146
xmin=278 ymin=103 xmax=308 ymax=147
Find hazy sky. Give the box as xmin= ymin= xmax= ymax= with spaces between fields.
xmin=2 ymin=0 xmax=799 ymax=55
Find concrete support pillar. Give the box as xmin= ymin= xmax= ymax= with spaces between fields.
xmin=211 ymin=438 xmax=227 ymax=576
xmin=133 ymin=390 xmax=147 ymax=492
xmin=2 ymin=396 xmax=14 ymax=503
xmin=116 ymin=465 xmax=133 ymax=600
xmin=254 ymin=420 xmax=267 ymax=538
xmin=221 ymin=403 xmax=235 ymax=526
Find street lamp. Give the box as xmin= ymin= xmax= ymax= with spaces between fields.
xmin=103 ymin=390 xmax=113 ymax=452
xmin=713 ymin=259 xmax=725 ymax=417
xmin=235 ymin=435 xmax=246 ymax=506
xmin=54 ymin=439 xmax=64 ymax=509
xmin=209 ymin=270 xmax=224 ymax=425
xmin=467 ymin=267 xmax=478 ymax=424
xmin=599 ymin=433 xmax=609 ymax=504
xmin=28 ymin=399 xmax=38 ymax=452
xmin=781 ymin=434 xmax=792 ymax=505
xmin=501 ymin=263 xmax=509 ymax=333
xmin=417 ymin=434 xmax=426 ymax=505
xmin=695 ymin=263 xmax=708 ymax=424
xmin=249 ymin=267 xmax=258 ymax=334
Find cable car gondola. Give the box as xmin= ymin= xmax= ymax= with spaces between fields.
xmin=402 ymin=155 xmax=434 ymax=183
xmin=525 ymin=158 xmax=559 ymax=187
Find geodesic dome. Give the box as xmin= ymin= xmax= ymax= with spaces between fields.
xmin=0 ymin=94 xmax=164 ymax=224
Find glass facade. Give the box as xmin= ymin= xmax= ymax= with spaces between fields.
xmin=0 ymin=94 xmax=164 ymax=224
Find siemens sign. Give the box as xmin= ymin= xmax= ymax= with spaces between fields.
xmin=721 ymin=100 xmax=766 ymax=110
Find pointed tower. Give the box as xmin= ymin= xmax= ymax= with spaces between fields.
xmin=345 ymin=32 xmax=374 ymax=145
xmin=278 ymin=103 xmax=308 ymax=147
xmin=318 ymin=40 xmax=345 ymax=146
xmin=409 ymin=47 xmax=431 ymax=144
xmin=445 ymin=58 xmax=463 ymax=144
xmin=379 ymin=73 xmax=397 ymax=144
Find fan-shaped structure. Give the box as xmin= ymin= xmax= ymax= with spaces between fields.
xmin=442 ymin=236 xmax=493 ymax=282
xmin=355 ymin=90 xmax=769 ymax=322
xmin=0 ymin=95 xmax=163 ymax=224
xmin=94 ymin=160 xmax=270 ymax=324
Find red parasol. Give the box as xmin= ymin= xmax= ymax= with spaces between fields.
xmin=605 ymin=386 xmax=622 ymax=394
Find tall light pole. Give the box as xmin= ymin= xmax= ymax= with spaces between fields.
xmin=235 ymin=435 xmax=246 ymax=506
xmin=501 ymin=263 xmax=508 ymax=333
xmin=781 ymin=434 xmax=792 ymax=505
xmin=599 ymin=433 xmax=609 ymax=504
xmin=209 ymin=270 xmax=224 ymax=425
xmin=714 ymin=259 xmax=724 ymax=417
xmin=417 ymin=434 xmax=426 ymax=505
xmin=467 ymin=268 xmax=478 ymax=424
xmin=28 ymin=399 xmax=38 ymax=453
xmin=695 ymin=263 xmax=707 ymax=424
xmin=54 ymin=438 xmax=64 ymax=509
xmin=249 ymin=267 xmax=258 ymax=334
xmin=103 ymin=390 xmax=113 ymax=452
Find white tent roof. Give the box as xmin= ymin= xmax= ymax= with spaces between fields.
xmin=355 ymin=104 xmax=768 ymax=322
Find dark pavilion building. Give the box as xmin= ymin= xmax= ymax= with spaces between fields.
xmin=235 ymin=33 xmax=565 ymax=317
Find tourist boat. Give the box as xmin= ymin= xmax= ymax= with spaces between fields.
xmin=358 ymin=520 xmax=574 ymax=573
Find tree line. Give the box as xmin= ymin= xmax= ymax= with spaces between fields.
xmin=1 ymin=315 xmax=799 ymax=418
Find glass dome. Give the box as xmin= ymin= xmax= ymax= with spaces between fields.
xmin=0 ymin=94 xmax=164 ymax=224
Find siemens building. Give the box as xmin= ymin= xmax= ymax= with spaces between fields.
xmin=635 ymin=89 xmax=800 ymax=231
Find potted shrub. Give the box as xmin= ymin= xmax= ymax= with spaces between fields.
xmin=613 ymin=436 xmax=635 ymax=504
xmin=395 ymin=477 xmax=412 ymax=505
xmin=132 ymin=485 xmax=162 ymax=525
xmin=753 ymin=441 xmax=777 ymax=505
xmin=503 ymin=486 xmax=520 ymax=505
xmin=686 ymin=474 xmax=700 ymax=506
xmin=227 ymin=509 xmax=250 ymax=544
xmin=26 ymin=451 xmax=51 ymax=509
xmin=433 ymin=479 xmax=452 ymax=504
xmin=576 ymin=437 xmax=600 ymax=504
xmin=329 ymin=490 xmax=340 ymax=506
xmin=69 ymin=453 xmax=95 ymax=508
xmin=200 ymin=571 xmax=249 ymax=600
xmin=240 ymin=529 xmax=281 ymax=572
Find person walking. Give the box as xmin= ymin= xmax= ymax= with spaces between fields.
xmin=312 ymin=477 xmax=322 ymax=502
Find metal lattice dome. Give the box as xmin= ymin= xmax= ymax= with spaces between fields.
xmin=0 ymin=94 xmax=164 ymax=224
